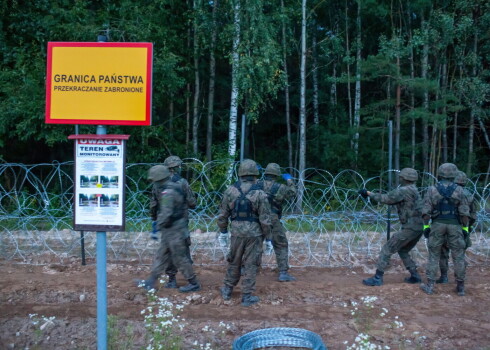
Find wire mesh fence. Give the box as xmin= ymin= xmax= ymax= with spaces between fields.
xmin=1 ymin=160 xmax=489 ymax=266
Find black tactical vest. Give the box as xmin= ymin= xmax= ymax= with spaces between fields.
xmin=231 ymin=182 xmax=260 ymax=222
xmin=435 ymin=183 xmax=459 ymax=221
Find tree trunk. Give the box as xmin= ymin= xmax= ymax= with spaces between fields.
xmin=407 ymin=1 xmax=416 ymax=168
xmin=330 ymin=62 xmax=337 ymax=108
xmin=421 ymin=16 xmax=430 ymax=172
xmin=352 ymin=0 xmax=361 ymax=167
xmin=169 ymin=95 xmax=174 ymax=136
xmin=192 ymin=0 xmax=201 ymax=155
xmin=345 ymin=0 xmax=353 ymax=128
xmin=281 ymin=0 xmax=293 ymax=170
xmin=312 ymin=25 xmax=319 ymax=127
xmin=395 ymin=56 xmax=401 ymax=173
xmin=466 ymin=31 xmax=478 ymax=175
xmin=228 ymin=0 xmax=241 ymax=171
xmin=441 ymin=61 xmax=448 ymax=163
xmin=297 ymin=0 xmax=307 ymax=211
xmin=206 ymin=0 xmax=218 ymax=162
xmin=453 ymin=66 xmax=463 ymax=163
xmin=186 ymin=82 xmax=191 ymax=156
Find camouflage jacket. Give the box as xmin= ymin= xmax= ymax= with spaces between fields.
xmin=422 ymin=180 xmax=470 ymax=223
xmin=171 ymin=173 xmax=197 ymax=219
xmin=150 ymin=174 xmax=196 ymax=221
xmin=156 ymin=179 xmax=187 ymax=231
xmin=217 ymin=179 xmax=272 ymax=238
xmin=370 ymin=184 xmax=424 ymax=228
xmin=256 ymin=178 xmax=296 ymax=218
xmin=462 ymin=187 xmax=477 ymax=225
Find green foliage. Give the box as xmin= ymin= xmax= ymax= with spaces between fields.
xmin=0 ymin=0 xmax=489 ymax=174
xmin=107 ymin=315 xmax=135 ymax=350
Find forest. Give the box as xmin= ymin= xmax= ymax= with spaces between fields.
xmin=1 ymin=0 xmax=489 ymax=177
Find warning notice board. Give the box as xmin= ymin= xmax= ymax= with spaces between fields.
xmin=69 ymin=134 xmax=130 ymax=231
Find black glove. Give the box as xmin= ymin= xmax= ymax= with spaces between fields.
xmin=423 ymin=227 xmax=431 ymax=239
xmin=358 ymin=189 xmax=368 ymax=199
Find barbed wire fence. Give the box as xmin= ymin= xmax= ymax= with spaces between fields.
xmin=1 ymin=160 xmax=489 ymax=267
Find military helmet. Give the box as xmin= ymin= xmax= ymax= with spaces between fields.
xmin=399 ymin=168 xmax=418 ymax=182
xmin=238 ymin=159 xmax=259 ymax=176
xmin=454 ymin=171 xmax=467 ymax=185
xmin=164 ymin=155 xmax=182 ymax=168
xmin=437 ymin=163 xmax=458 ymax=179
xmin=264 ymin=163 xmax=281 ymax=177
xmin=148 ymin=165 xmax=170 ymax=181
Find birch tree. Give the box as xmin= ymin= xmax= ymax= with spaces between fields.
xmin=297 ymin=0 xmax=307 ymax=209
xmin=352 ymin=0 xmax=362 ymax=167
xmin=227 ymin=0 xmax=241 ymax=165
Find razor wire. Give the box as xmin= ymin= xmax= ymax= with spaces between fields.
xmin=232 ymin=327 xmax=327 ymax=350
xmin=0 ymin=160 xmax=489 ymax=266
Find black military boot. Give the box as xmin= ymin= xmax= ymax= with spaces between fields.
xmin=362 ymin=269 xmax=384 ymax=286
xmin=164 ymin=274 xmax=178 ymax=289
xmin=241 ymin=293 xmax=260 ymax=307
xmin=134 ymin=274 xmax=158 ymax=291
xmin=220 ymin=285 xmax=233 ymax=300
xmin=278 ymin=271 xmax=296 ymax=282
xmin=456 ymin=280 xmax=465 ymax=296
xmin=404 ymin=267 xmax=421 ymax=284
xmin=179 ymin=276 xmax=201 ymax=293
xmin=435 ymin=271 xmax=448 ymax=284
xmin=420 ymin=279 xmax=435 ymax=295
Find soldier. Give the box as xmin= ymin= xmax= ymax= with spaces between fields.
xmin=256 ymin=163 xmax=297 ymax=282
xmin=420 ymin=163 xmax=470 ymax=296
xmin=162 ymin=155 xmax=197 ymax=286
xmin=359 ymin=168 xmax=424 ymax=286
xmin=435 ymin=170 xmax=476 ymax=284
xmin=137 ymin=165 xmax=201 ymax=293
xmin=218 ymin=159 xmax=272 ymax=306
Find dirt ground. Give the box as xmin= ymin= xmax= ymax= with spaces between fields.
xmin=1 ymin=252 xmax=490 ymax=350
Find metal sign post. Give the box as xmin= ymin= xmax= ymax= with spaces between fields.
xmin=68 ymin=133 xmax=129 ymax=350
xmin=96 ymin=124 xmax=107 ymax=350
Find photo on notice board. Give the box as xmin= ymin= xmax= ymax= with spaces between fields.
xmin=100 ymin=194 xmax=110 ymax=207
xmin=80 ymin=175 xmax=91 ymax=188
xmin=109 ymin=194 xmax=119 ymax=207
xmin=79 ymin=193 xmax=89 ymax=207
xmin=109 ymin=176 xmax=119 ymax=188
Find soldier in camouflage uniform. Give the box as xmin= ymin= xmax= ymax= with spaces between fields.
xmin=218 ymin=159 xmax=272 ymax=306
xmin=256 ymin=163 xmax=297 ymax=282
xmin=435 ymin=170 xmax=476 ymax=285
xmin=359 ymin=168 xmax=424 ymax=286
xmin=137 ymin=165 xmax=201 ymax=293
xmin=420 ymin=163 xmax=470 ymax=296
xmin=162 ymin=156 xmax=197 ymax=285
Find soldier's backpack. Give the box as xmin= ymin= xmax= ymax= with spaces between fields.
xmin=231 ymin=182 xmax=260 ymax=223
xmin=435 ymin=182 xmax=459 ymax=220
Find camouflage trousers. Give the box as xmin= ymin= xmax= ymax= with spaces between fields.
xmin=376 ymin=227 xmax=423 ymax=272
xmin=270 ymin=218 xmax=290 ymax=272
xmin=439 ymin=234 xmax=471 ymax=274
xmin=151 ymin=229 xmax=195 ymax=281
xmin=427 ymin=222 xmax=466 ymax=281
xmin=224 ymin=235 xmax=263 ymax=295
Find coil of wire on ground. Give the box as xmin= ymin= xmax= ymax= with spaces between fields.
xmin=232 ymin=327 xmax=327 ymax=350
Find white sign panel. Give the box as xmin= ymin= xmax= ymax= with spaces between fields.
xmin=73 ymin=137 xmax=126 ymax=230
